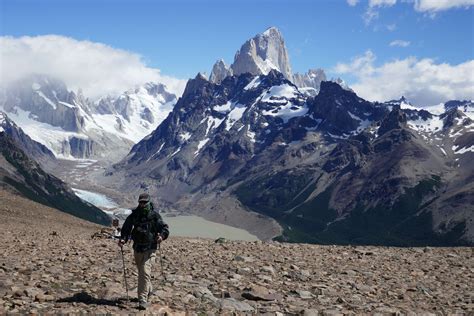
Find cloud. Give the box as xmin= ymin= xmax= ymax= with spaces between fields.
xmin=363 ymin=0 xmax=397 ymax=24
xmin=0 ymin=35 xmax=187 ymax=99
xmin=355 ymin=0 xmax=474 ymax=24
xmin=347 ymin=0 xmax=359 ymax=6
xmin=386 ymin=23 xmax=397 ymax=31
xmin=369 ymin=0 xmax=397 ymax=7
xmin=389 ymin=40 xmax=411 ymax=47
xmin=333 ymin=50 xmax=474 ymax=105
xmin=414 ymin=0 xmax=474 ymax=12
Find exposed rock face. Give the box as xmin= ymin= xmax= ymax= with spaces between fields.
xmin=293 ymin=68 xmax=327 ymax=94
xmin=209 ymin=59 xmax=233 ymax=84
xmin=106 ymin=69 xmax=474 ymax=246
xmin=1 ymin=74 xmax=85 ymax=132
xmin=0 ymin=133 xmax=110 ymax=225
xmin=0 ymin=192 xmax=472 ymax=314
xmin=0 ymin=111 xmax=55 ymax=167
xmin=231 ymin=27 xmax=292 ymax=81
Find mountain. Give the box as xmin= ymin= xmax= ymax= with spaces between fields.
xmin=292 ymin=68 xmax=327 ymax=96
xmin=106 ymin=65 xmax=474 ymax=245
xmin=0 ymin=74 xmax=177 ymax=161
xmin=229 ymin=27 xmax=293 ymax=81
xmin=0 ymin=128 xmax=111 ymax=225
xmin=0 ymin=111 xmax=55 ymax=167
xmin=209 ymin=59 xmax=233 ymax=84
xmin=208 ymin=27 xmax=347 ymax=94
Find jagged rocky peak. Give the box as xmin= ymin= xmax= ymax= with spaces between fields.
xmin=293 ymin=68 xmax=327 ymax=93
xmin=0 ymin=74 xmax=85 ymax=132
xmin=378 ymin=105 xmax=408 ymax=136
xmin=444 ymin=99 xmax=473 ymax=111
xmin=182 ymin=72 xmax=211 ymax=98
xmin=209 ymin=59 xmax=233 ymax=84
xmin=142 ymin=82 xmax=176 ymax=103
xmin=440 ymin=107 xmax=471 ymax=129
xmin=231 ymin=27 xmax=292 ymax=81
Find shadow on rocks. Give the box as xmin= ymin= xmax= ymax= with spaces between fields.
xmin=57 ymin=291 xmax=137 ymax=307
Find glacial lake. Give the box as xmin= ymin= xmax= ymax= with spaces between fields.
xmin=73 ymin=188 xmax=259 ymax=241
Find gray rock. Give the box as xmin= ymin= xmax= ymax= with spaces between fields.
xmin=219 ymin=298 xmax=255 ymax=312
xmin=231 ymin=27 xmax=292 ymax=80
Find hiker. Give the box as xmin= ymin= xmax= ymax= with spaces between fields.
xmin=118 ymin=193 xmax=169 ymax=310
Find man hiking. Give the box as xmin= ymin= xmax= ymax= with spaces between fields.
xmin=118 ymin=193 xmax=169 ymax=310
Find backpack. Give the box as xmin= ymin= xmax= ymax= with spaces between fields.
xmin=131 ymin=212 xmax=156 ymax=247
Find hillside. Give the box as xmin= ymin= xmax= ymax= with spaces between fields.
xmin=0 ymin=190 xmax=472 ymax=314
xmin=0 ymin=130 xmax=111 ymax=226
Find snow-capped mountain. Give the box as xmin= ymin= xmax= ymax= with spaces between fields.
xmin=102 ymin=27 xmax=474 ymax=246
xmin=107 ymin=65 xmax=474 ymax=246
xmin=94 ymin=82 xmax=176 ymax=143
xmin=0 ymin=111 xmax=55 ymax=166
xmin=208 ymin=27 xmax=350 ymax=94
xmin=0 ymin=74 xmax=177 ymax=161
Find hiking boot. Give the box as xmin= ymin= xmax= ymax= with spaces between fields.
xmin=138 ymin=302 xmax=149 ymax=310
xmin=148 ymin=289 xmax=156 ymax=300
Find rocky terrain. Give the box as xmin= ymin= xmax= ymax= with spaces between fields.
xmin=1 ymin=190 xmax=472 ymax=315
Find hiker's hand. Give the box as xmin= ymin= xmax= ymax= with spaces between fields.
xmin=118 ymin=239 xmax=126 ymax=247
xmin=156 ymin=234 xmax=163 ymax=243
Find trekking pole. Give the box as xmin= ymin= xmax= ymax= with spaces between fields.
xmin=120 ymin=245 xmax=130 ymax=302
xmin=157 ymin=242 xmax=167 ymax=283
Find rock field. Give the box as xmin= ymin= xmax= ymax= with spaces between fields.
xmin=0 ymin=190 xmax=472 ymax=315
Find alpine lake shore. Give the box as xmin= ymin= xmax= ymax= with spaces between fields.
xmin=0 ymin=190 xmax=472 ymax=315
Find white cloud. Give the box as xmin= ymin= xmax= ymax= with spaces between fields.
xmin=333 ymin=50 xmax=474 ymax=106
xmin=414 ymin=0 xmax=474 ymax=12
xmin=363 ymin=0 xmax=398 ymax=24
xmin=0 ymin=35 xmax=187 ymax=99
xmin=347 ymin=0 xmax=359 ymax=6
xmin=369 ymin=0 xmax=397 ymax=7
xmin=356 ymin=0 xmax=473 ymax=24
xmin=389 ymin=40 xmax=411 ymax=47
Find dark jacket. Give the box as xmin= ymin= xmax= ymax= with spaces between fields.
xmin=120 ymin=202 xmax=169 ymax=252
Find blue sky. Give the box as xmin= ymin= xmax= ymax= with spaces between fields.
xmin=1 ymin=0 xmax=473 ymax=104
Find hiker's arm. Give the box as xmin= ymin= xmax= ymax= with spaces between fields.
xmin=120 ymin=214 xmax=134 ymax=243
xmin=156 ymin=215 xmax=169 ymax=241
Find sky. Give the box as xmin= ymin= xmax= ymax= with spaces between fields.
xmin=0 ymin=0 xmax=473 ymax=105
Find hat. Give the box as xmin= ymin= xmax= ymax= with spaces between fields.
xmin=138 ymin=193 xmax=150 ymax=202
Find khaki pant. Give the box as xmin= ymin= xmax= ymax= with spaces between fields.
xmin=134 ymin=249 xmax=156 ymax=304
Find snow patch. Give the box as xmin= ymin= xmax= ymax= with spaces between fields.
xmin=261 ymin=84 xmax=299 ymax=103
xmin=58 ymin=101 xmax=75 ymax=108
xmin=262 ymin=103 xmax=308 ymax=123
xmin=194 ymin=138 xmax=210 ymax=156
xmin=453 ymin=145 xmax=474 ymax=154
xmin=36 ymin=91 xmax=57 ymax=109
xmin=205 ymin=116 xmax=225 ymax=135
xmin=408 ymin=116 xmax=443 ymax=133
xmin=214 ymin=101 xmax=232 ymax=113
xmin=247 ymin=129 xmax=256 ymax=142
xmin=179 ymin=132 xmax=192 ymax=142
xmin=400 ymin=102 xmax=418 ymax=111
xmin=225 ymin=103 xmax=246 ymax=131
xmin=244 ymin=76 xmax=261 ymax=90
